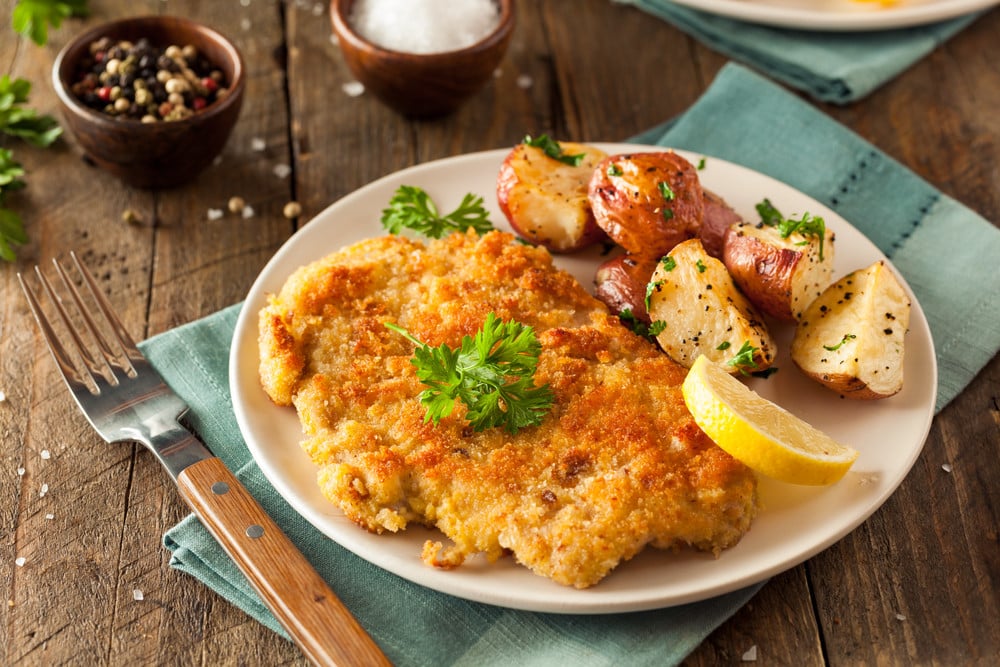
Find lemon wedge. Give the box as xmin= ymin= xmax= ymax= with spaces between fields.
xmin=682 ymin=355 xmax=859 ymax=485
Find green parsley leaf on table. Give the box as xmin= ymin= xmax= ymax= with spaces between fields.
xmin=381 ymin=185 xmax=494 ymax=239
xmin=385 ymin=313 xmax=555 ymax=434
xmin=0 ymin=149 xmax=28 ymax=261
xmin=11 ymin=0 xmax=89 ymax=46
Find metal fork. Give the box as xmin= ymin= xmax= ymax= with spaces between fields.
xmin=18 ymin=254 xmax=390 ymax=667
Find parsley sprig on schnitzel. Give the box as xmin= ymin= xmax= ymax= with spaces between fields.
xmin=380 ymin=185 xmax=494 ymax=238
xmin=385 ymin=313 xmax=554 ymax=434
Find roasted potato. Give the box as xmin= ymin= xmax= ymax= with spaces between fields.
xmin=699 ymin=189 xmax=742 ymax=259
xmin=594 ymin=253 xmax=659 ymax=322
xmin=722 ymin=220 xmax=835 ymax=322
xmin=496 ymin=139 xmax=609 ymax=252
xmin=588 ymin=151 xmax=704 ymax=259
xmin=647 ymin=239 xmax=775 ymax=373
xmin=791 ymin=260 xmax=911 ymax=399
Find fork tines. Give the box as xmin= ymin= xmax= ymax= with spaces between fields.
xmin=18 ymin=253 xmax=140 ymax=395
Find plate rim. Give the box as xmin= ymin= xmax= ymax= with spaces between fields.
xmin=229 ymin=144 xmax=937 ymax=613
xmin=665 ymin=0 xmax=997 ymax=31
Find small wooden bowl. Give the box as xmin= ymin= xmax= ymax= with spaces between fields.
xmin=330 ymin=0 xmax=515 ymax=117
xmin=53 ymin=16 xmax=245 ymax=189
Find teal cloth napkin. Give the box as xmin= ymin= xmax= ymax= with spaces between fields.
xmin=149 ymin=63 xmax=1000 ymax=665
xmin=614 ymin=0 xmax=983 ymax=104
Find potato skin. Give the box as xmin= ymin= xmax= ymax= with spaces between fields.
xmin=722 ymin=222 xmax=835 ymax=322
xmin=699 ymin=189 xmax=742 ymax=259
xmin=791 ymin=260 xmax=910 ymax=399
xmin=588 ymin=151 xmax=704 ymax=259
xmin=647 ymin=238 xmax=774 ymax=373
xmin=496 ymin=140 xmax=609 ymax=252
xmin=594 ymin=253 xmax=659 ymax=322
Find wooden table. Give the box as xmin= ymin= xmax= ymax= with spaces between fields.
xmin=2 ymin=1 xmax=997 ymax=664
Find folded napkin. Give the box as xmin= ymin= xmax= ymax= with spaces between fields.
xmin=614 ymin=0 xmax=982 ymax=104
xmin=151 ymin=63 xmax=999 ymax=665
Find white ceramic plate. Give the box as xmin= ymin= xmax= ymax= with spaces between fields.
xmin=667 ymin=0 xmax=997 ymax=31
xmin=230 ymin=145 xmax=936 ymax=614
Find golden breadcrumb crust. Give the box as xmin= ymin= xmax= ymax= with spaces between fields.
xmin=259 ymin=230 xmax=757 ymax=588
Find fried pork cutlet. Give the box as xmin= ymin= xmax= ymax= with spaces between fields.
xmin=259 ymin=230 xmax=757 ymax=588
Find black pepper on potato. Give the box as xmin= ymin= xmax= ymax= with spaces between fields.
xmin=647 ymin=238 xmax=775 ymax=373
xmin=496 ymin=139 xmax=609 ymax=252
xmin=791 ymin=260 xmax=911 ymax=399
xmin=587 ymin=151 xmax=704 ymax=260
xmin=722 ymin=220 xmax=835 ymax=322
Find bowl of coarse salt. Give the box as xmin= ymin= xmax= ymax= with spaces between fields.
xmin=330 ymin=0 xmax=515 ymax=117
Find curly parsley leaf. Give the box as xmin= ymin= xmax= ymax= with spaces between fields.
xmin=726 ymin=340 xmax=761 ymax=376
xmin=380 ymin=185 xmax=494 ymax=239
xmin=385 ymin=313 xmax=554 ymax=434
xmin=0 ymin=149 xmax=28 ymax=261
xmin=619 ymin=308 xmax=666 ymax=338
xmin=523 ymin=134 xmax=585 ymax=167
xmin=11 ymin=0 xmax=88 ymax=46
xmin=755 ymin=197 xmax=827 ymax=261
xmin=823 ymin=333 xmax=857 ymax=351
xmin=0 ymin=76 xmax=63 ymax=147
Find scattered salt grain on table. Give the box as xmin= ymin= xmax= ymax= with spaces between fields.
xmin=40 ymin=449 xmax=50 ymax=460
xmin=39 ymin=483 xmax=49 ymax=498
xmin=342 ymin=81 xmax=365 ymax=97
xmin=15 ymin=557 xmax=26 ymax=567
xmin=0 ymin=389 xmax=6 ymax=401
xmin=241 ymin=205 xmax=256 ymax=219
xmin=251 ymin=137 xmax=267 ymax=152
xmin=741 ymin=645 xmax=758 ymax=662
xmin=942 ymin=463 xmax=952 ymax=473
xmin=273 ymin=164 xmax=292 ymax=179
xmin=132 ymin=589 xmax=144 ymax=601
xmin=17 ymin=466 xmax=25 ymax=477
xmin=207 ymin=208 xmax=225 ymax=221
xmin=516 ymin=74 xmax=533 ymax=89
xmin=896 ymin=613 xmax=907 ymax=621
xmin=350 ymin=0 xmax=499 ymax=54
xmin=45 ymin=513 xmax=54 ymax=520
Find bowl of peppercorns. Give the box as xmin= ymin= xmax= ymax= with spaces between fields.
xmin=53 ymin=15 xmax=245 ymax=189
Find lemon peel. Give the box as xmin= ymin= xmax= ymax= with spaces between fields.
xmin=682 ymin=355 xmax=859 ymax=485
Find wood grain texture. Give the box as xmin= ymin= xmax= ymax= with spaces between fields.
xmin=176 ymin=457 xmax=390 ymax=667
xmin=1 ymin=0 xmax=997 ymax=665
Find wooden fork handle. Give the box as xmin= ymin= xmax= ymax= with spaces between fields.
xmin=176 ymin=457 xmax=391 ymax=667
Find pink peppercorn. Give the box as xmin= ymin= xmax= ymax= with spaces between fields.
xmin=192 ymin=97 xmax=207 ymax=111
xmin=201 ymin=77 xmax=218 ymax=93
xmin=97 ymin=86 xmax=112 ymax=101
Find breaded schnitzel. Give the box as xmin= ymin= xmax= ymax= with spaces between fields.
xmin=258 ymin=230 xmax=757 ymax=588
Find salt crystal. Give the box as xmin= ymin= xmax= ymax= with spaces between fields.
xmin=741 ymin=645 xmax=758 ymax=662
xmin=15 ymin=557 xmax=26 ymax=567
xmin=39 ymin=483 xmax=49 ymax=497
xmin=133 ymin=589 xmax=145 ymax=601
xmin=207 ymin=208 xmax=225 ymax=221
xmin=516 ymin=74 xmax=533 ymax=89
xmin=273 ymin=164 xmax=292 ymax=179
xmin=241 ymin=18 xmax=252 ymax=31
xmin=240 ymin=0 xmax=251 ymax=6
xmin=40 ymin=450 xmax=50 ymax=460
xmin=16 ymin=467 xmax=25 ymax=477
xmin=350 ymin=0 xmax=499 ymax=54
xmin=0 ymin=389 xmax=6 ymax=401
xmin=241 ymin=205 xmax=256 ymax=219
xmin=342 ymin=81 xmax=365 ymax=97
xmin=251 ymin=137 xmax=267 ymax=152
xmin=45 ymin=513 xmax=54 ymax=520
xmin=942 ymin=463 xmax=952 ymax=473
xmin=312 ymin=3 xmax=324 ymax=16
xmin=896 ymin=613 xmax=906 ymax=621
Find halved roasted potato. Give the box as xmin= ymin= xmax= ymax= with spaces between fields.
xmin=723 ymin=220 xmax=835 ymax=322
xmin=496 ymin=139 xmax=609 ymax=252
xmin=647 ymin=238 xmax=775 ymax=373
xmin=791 ymin=260 xmax=911 ymax=399
xmin=594 ymin=253 xmax=659 ymax=322
xmin=588 ymin=151 xmax=704 ymax=259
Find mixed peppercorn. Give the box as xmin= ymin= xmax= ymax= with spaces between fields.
xmin=70 ymin=37 xmax=229 ymax=122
